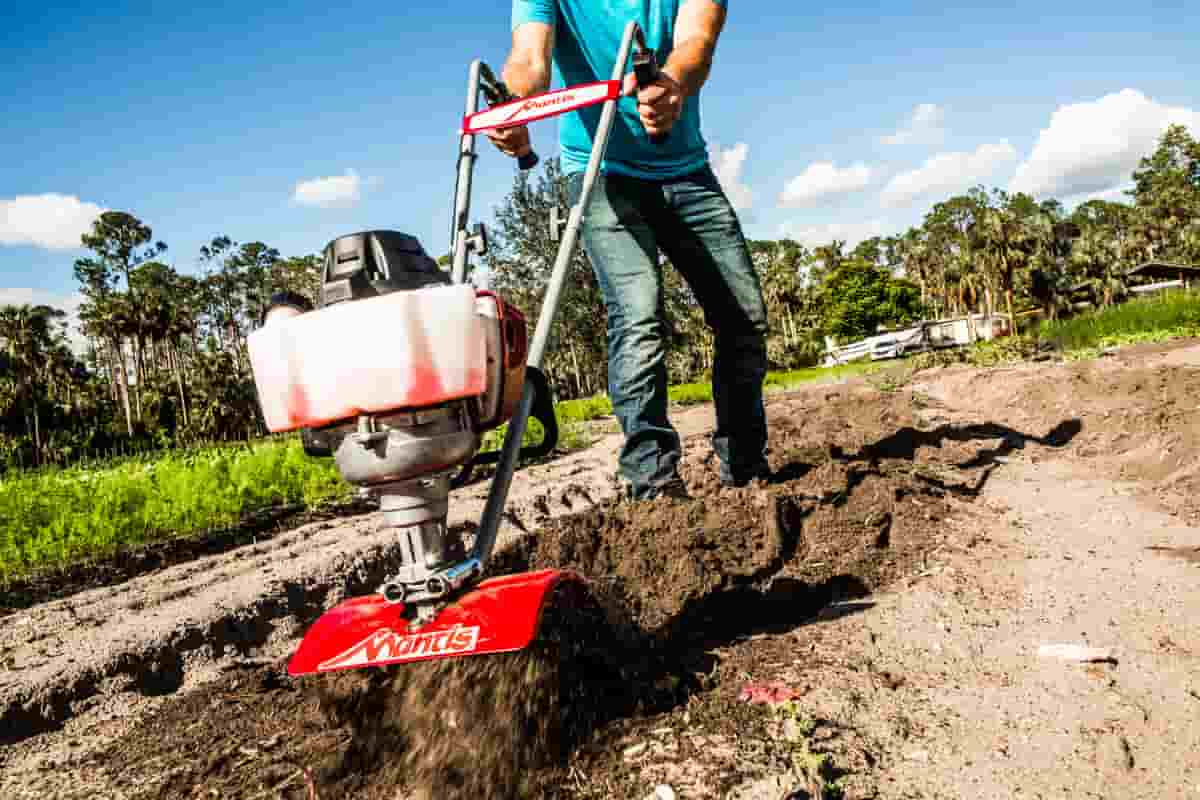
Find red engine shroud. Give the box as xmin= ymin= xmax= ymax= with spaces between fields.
xmin=288 ymin=569 xmax=583 ymax=676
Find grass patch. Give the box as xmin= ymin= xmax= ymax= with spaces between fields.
xmin=0 ymin=439 xmax=351 ymax=583
xmin=664 ymin=360 xmax=888 ymax=408
xmin=906 ymin=291 xmax=1200 ymax=372
xmin=1040 ymin=290 xmax=1200 ymax=355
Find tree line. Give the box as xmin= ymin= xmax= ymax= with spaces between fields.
xmin=1 ymin=125 xmax=1197 ymax=470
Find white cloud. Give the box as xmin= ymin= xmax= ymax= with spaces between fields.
xmin=880 ymin=103 xmax=947 ymax=146
xmin=880 ymin=142 xmax=1017 ymax=208
xmin=1073 ymin=183 xmax=1135 ymax=206
xmin=291 ymin=170 xmax=377 ymax=208
xmin=779 ymin=162 xmax=874 ymax=207
xmin=0 ymin=288 xmax=88 ymax=353
xmin=709 ymin=142 xmax=754 ymax=210
xmin=0 ymin=194 xmax=105 ymax=250
xmin=1009 ymin=89 xmax=1200 ymax=200
xmin=778 ymin=218 xmax=893 ymax=250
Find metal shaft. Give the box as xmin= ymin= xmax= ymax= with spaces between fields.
xmin=451 ymin=60 xmax=482 ymax=285
xmin=471 ymin=21 xmax=641 ymax=567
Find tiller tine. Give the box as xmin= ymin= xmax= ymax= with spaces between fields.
xmin=288 ymin=569 xmax=583 ymax=676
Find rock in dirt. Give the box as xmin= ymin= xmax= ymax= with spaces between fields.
xmin=1037 ymin=643 xmax=1118 ymax=663
xmin=644 ymin=784 xmax=677 ymax=800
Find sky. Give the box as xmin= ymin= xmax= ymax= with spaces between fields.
xmin=2 ymin=0 xmax=1198 ymax=338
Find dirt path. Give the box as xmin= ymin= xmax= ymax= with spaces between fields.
xmin=2 ymin=340 xmax=1199 ymax=798
xmin=741 ymin=433 xmax=1200 ymax=799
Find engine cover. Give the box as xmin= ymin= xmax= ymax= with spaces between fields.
xmin=320 ymin=230 xmax=450 ymax=306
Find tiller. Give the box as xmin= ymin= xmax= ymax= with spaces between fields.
xmin=248 ymin=22 xmax=662 ymax=676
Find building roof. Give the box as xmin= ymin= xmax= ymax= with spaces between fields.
xmin=1126 ymin=262 xmax=1200 ymax=281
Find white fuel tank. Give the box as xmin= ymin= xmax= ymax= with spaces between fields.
xmin=248 ymin=284 xmax=486 ymax=432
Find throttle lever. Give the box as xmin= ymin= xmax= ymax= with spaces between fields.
xmin=478 ymin=64 xmax=540 ymax=171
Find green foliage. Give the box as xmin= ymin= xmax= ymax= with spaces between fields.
xmin=0 ymin=439 xmax=350 ymax=581
xmin=818 ymin=258 xmax=925 ymax=342
xmin=773 ymin=701 xmax=847 ymax=798
xmin=556 ymin=394 xmax=615 ymax=424
xmin=1040 ymin=289 xmax=1200 ymax=354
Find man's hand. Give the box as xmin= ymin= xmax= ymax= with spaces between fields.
xmin=622 ymin=71 xmax=684 ymax=139
xmin=486 ymin=22 xmax=551 ymax=161
xmin=485 ymin=124 xmax=533 ymax=160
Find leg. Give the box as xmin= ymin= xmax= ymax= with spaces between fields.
xmin=653 ymin=167 xmax=770 ymax=486
xmin=567 ymin=171 xmax=681 ymax=499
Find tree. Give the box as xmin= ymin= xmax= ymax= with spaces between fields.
xmin=485 ymin=157 xmax=609 ymax=399
xmin=1128 ymin=125 xmax=1200 ymax=263
xmin=817 ymin=258 xmax=924 ymax=342
xmin=0 ymin=304 xmax=70 ymax=464
xmin=74 ymin=212 xmax=167 ymax=434
xmin=79 ymin=212 xmax=168 ymax=423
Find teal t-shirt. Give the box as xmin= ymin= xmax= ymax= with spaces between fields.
xmin=511 ymin=0 xmax=726 ymax=180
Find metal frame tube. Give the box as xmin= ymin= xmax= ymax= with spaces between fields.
xmin=471 ymin=21 xmax=641 ymax=567
xmin=450 ymin=60 xmax=482 ymax=285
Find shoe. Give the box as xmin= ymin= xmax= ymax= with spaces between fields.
xmin=632 ymin=475 xmax=691 ymax=502
xmin=720 ymin=463 xmax=772 ymax=488
xmin=653 ymin=475 xmax=692 ymax=501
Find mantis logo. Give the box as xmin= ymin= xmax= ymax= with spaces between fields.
xmin=502 ymin=93 xmax=578 ymax=122
xmin=317 ymin=625 xmax=481 ymax=671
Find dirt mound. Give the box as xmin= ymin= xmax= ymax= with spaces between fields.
xmin=90 ymin=382 xmax=1063 ymax=799
xmin=912 ymin=349 xmax=1200 ymax=520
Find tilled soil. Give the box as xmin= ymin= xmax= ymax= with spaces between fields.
xmin=74 ymin=382 xmax=1022 ymax=800
xmin=4 ymin=340 xmax=1199 ymax=800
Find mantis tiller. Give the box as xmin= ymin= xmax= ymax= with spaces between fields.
xmin=248 ymin=22 xmax=662 ymax=677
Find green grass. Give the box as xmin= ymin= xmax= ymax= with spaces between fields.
xmin=0 ymin=361 xmax=883 ymax=581
xmin=1040 ymin=289 xmax=1200 ymax=356
xmin=0 ymin=439 xmax=351 ymax=583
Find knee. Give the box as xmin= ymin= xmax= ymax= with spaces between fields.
xmin=610 ymin=308 xmax=664 ymax=357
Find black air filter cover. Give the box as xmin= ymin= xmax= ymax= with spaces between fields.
xmin=319 ymin=230 xmax=449 ymax=307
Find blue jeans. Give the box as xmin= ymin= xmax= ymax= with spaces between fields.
xmin=567 ymin=165 xmax=769 ymax=499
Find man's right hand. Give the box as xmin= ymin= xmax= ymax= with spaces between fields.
xmin=485 ymin=125 xmax=533 ymax=160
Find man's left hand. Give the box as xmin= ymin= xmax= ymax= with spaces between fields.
xmin=622 ymin=71 xmax=683 ymax=139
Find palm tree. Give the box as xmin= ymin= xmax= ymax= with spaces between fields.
xmin=0 ymin=304 xmax=64 ymax=464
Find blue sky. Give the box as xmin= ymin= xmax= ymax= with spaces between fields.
xmin=2 ymin=0 xmax=1198 ymax=328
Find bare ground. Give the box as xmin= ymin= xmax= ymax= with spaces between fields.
xmin=2 ymin=339 xmax=1199 ymax=799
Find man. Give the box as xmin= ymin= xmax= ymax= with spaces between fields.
xmin=488 ymin=0 xmax=770 ymax=500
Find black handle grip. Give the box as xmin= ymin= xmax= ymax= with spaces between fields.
xmin=633 ymin=52 xmax=669 ymax=146
xmin=518 ymin=150 xmax=540 ymax=170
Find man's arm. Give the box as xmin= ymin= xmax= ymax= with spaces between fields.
xmin=487 ymin=22 xmax=554 ymax=159
xmin=627 ymin=0 xmax=726 ymax=137
xmin=663 ymin=0 xmax=726 ymax=98
xmin=501 ymin=22 xmax=554 ymax=98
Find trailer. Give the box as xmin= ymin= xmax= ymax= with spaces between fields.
xmin=822 ymin=313 xmax=1012 ymax=366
